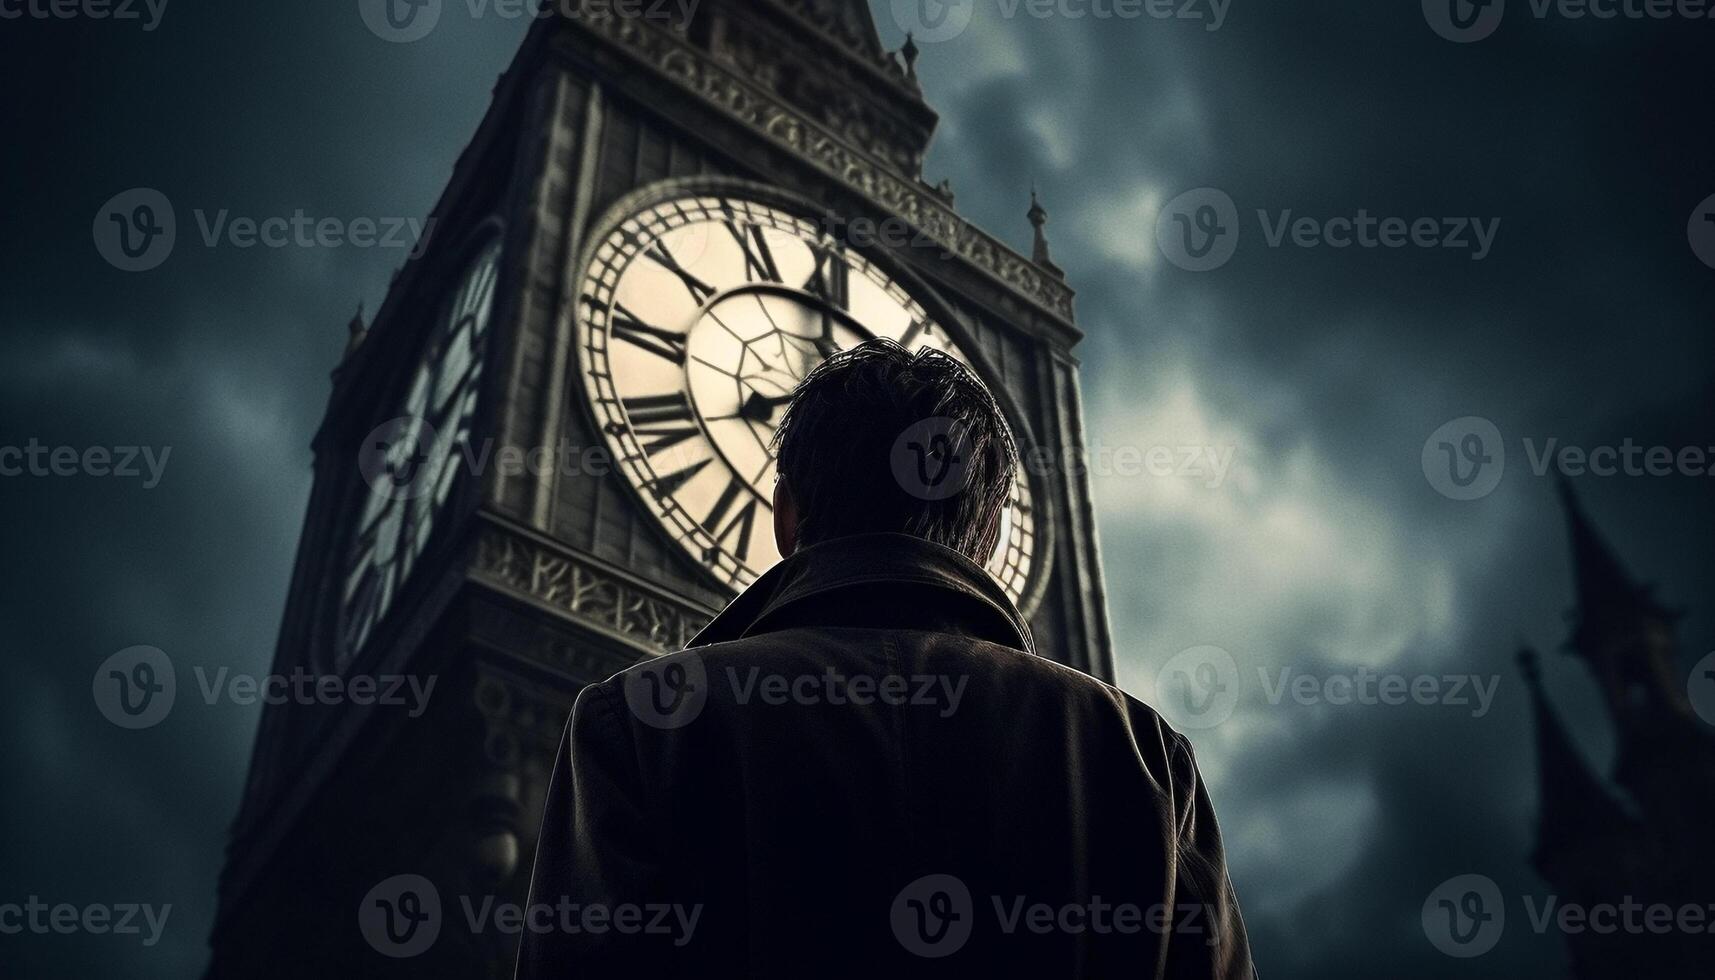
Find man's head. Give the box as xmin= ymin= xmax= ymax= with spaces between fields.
xmin=771 ymin=339 xmax=1017 ymax=563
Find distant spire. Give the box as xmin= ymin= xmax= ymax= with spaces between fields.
xmin=1555 ymin=476 xmax=1677 ymax=660
xmin=1027 ymin=185 xmax=1063 ymax=278
xmin=1518 ymin=646 xmax=1636 ymax=872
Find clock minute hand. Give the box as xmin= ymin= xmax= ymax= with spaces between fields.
xmin=814 ymin=309 xmax=842 ymax=358
xmin=739 ymin=390 xmax=794 ymax=423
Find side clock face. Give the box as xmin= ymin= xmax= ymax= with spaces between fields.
xmin=341 ymin=239 xmax=502 ymax=659
xmin=577 ymin=195 xmax=1036 ymax=604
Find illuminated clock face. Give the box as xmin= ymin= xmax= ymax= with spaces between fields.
xmin=577 ymin=194 xmax=1036 ymax=603
xmin=341 ymin=239 xmax=501 ymax=659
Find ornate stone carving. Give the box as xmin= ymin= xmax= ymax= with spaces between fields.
xmin=776 ymin=0 xmax=888 ymax=61
xmin=473 ymin=524 xmax=710 ymax=653
xmin=568 ymin=12 xmax=1078 ymax=322
xmin=712 ymin=25 xmax=923 ymax=175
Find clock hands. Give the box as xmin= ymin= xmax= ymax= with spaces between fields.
xmin=815 ymin=308 xmax=841 ymax=359
xmin=738 ymin=390 xmax=794 ymax=424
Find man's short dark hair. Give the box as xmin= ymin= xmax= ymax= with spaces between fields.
xmin=773 ymin=339 xmax=1018 ymax=562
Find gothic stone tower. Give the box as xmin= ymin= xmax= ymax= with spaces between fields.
xmin=206 ymin=2 xmax=1115 ymax=976
xmin=1520 ymin=481 xmax=1715 ymax=976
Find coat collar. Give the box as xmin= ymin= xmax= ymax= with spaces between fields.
xmin=688 ymin=533 xmax=1035 ymax=655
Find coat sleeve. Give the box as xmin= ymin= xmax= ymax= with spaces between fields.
xmin=1163 ymin=732 xmax=1259 ymax=980
xmin=514 ymin=681 xmax=675 ymax=979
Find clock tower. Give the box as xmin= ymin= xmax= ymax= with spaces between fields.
xmin=208 ymin=2 xmax=1115 ymax=976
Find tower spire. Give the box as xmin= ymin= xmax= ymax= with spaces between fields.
xmin=899 ymin=32 xmax=920 ymax=84
xmin=1027 ymin=185 xmax=1063 ymax=278
xmin=1558 ymin=477 xmax=1652 ymax=630
xmin=1555 ymin=477 xmax=1680 ymax=667
xmin=1518 ymin=646 xmax=1636 ymax=872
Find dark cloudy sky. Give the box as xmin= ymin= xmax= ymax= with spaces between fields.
xmin=3 ymin=1 xmax=1712 ymax=977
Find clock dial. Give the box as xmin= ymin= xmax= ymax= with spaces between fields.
xmin=578 ymin=195 xmax=1036 ymax=605
xmin=341 ymin=239 xmax=501 ymax=659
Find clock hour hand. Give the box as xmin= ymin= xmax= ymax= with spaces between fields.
xmin=814 ymin=310 xmax=842 ymax=359
xmin=739 ymin=390 xmax=794 ymax=423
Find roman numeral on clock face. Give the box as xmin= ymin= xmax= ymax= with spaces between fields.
xmin=601 ymin=300 xmax=690 ymax=364
xmin=621 ymin=392 xmax=701 ymax=456
xmin=725 ymin=220 xmax=783 ymax=283
xmin=645 ymin=240 xmax=717 ymax=305
xmin=702 ymin=476 xmax=760 ymax=562
xmin=640 ymin=457 xmax=711 ymax=503
xmin=804 ymin=242 xmax=849 ymax=310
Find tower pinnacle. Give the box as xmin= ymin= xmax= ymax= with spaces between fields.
xmin=1027 ymin=186 xmax=1063 ymax=278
